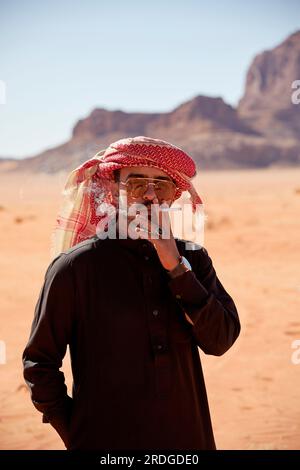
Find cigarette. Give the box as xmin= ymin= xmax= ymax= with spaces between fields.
xmin=160 ymin=207 xmax=182 ymax=212
xmin=118 ymin=207 xmax=182 ymax=213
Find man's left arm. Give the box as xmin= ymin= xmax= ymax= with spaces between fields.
xmin=22 ymin=254 xmax=75 ymax=447
xmin=167 ymin=247 xmax=241 ymax=356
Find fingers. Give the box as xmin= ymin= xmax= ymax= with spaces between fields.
xmin=132 ymin=199 xmax=171 ymax=240
xmin=135 ymin=215 xmax=161 ymax=239
xmin=134 ymin=212 xmax=163 ymax=239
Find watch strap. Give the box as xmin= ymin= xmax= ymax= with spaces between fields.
xmin=167 ymin=256 xmax=191 ymax=279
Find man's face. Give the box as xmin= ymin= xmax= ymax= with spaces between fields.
xmin=117 ymin=166 xmax=176 ymax=209
xmin=114 ymin=166 xmax=177 ymax=236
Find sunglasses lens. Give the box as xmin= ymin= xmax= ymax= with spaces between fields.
xmin=126 ymin=178 xmax=176 ymax=199
xmin=127 ymin=179 xmax=148 ymax=198
xmin=153 ymin=181 xmax=175 ymax=199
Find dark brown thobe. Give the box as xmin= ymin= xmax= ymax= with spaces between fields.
xmin=22 ymin=235 xmax=240 ymax=450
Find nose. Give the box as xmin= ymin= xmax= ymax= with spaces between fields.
xmin=143 ymin=182 xmax=156 ymax=201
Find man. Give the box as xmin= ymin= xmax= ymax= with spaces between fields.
xmin=22 ymin=136 xmax=241 ymax=450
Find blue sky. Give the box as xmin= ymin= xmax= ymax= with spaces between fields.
xmin=0 ymin=0 xmax=299 ymax=158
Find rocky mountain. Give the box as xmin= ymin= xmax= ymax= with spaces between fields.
xmin=238 ymin=30 xmax=300 ymax=140
xmin=5 ymin=30 xmax=300 ymax=173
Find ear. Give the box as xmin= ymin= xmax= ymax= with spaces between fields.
xmin=108 ymin=180 xmax=119 ymax=205
xmin=113 ymin=181 xmax=120 ymax=197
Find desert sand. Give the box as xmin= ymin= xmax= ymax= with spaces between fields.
xmin=0 ymin=167 xmax=299 ymax=450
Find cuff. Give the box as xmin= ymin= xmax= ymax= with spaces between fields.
xmin=168 ymin=270 xmax=210 ymax=305
xmin=41 ymin=395 xmax=73 ymax=425
xmin=168 ymin=270 xmax=213 ymax=326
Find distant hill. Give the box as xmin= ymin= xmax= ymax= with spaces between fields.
xmin=0 ymin=156 xmax=18 ymax=171
xmin=6 ymin=30 xmax=300 ymax=173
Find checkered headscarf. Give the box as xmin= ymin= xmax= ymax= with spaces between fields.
xmin=51 ymin=136 xmax=203 ymax=257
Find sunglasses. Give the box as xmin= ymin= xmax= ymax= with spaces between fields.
xmin=119 ymin=177 xmax=178 ymax=200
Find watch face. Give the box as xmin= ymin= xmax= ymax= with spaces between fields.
xmin=181 ymin=256 xmax=192 ymax=271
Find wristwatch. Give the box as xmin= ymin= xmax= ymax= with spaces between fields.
xmin=167 ymin=256 xmax=192 ymax=279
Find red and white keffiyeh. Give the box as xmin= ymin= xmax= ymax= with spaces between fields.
xmin=50 ymin=136 xmax=204 ymax=257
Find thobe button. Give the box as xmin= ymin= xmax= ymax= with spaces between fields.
xmin=151 ymin=339 xmax=167 ymax=354
xmin=152 ymin=309 xmax=159 ymax=317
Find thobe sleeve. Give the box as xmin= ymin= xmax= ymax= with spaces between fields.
xmin=168 ymin=247 xmax=241 ymax=356
xmin=22 ymin=253 xmax=74 ymax=445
